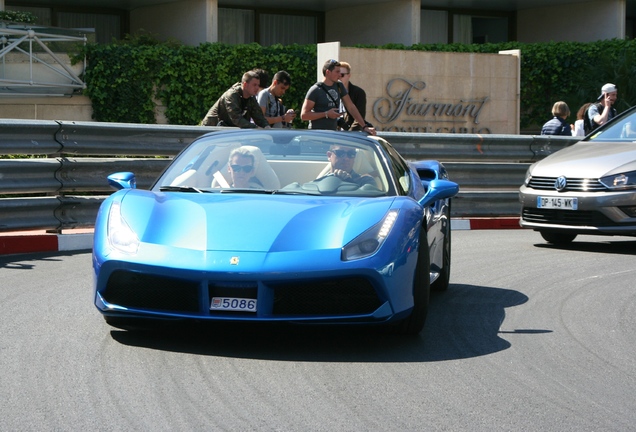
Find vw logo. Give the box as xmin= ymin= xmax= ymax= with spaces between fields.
xmin=554 ymin=176 xmax=567 ymax=191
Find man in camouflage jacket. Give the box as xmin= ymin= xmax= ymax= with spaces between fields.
xmin=201 ymin=70 xmax=270 ymax=128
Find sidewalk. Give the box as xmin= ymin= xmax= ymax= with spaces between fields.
xmin=0 ymin=218 xmax=521 ymax=256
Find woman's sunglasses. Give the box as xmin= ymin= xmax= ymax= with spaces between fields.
xmin=230 ymin=164 xmax=254 ymax=173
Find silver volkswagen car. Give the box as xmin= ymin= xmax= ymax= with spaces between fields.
xmin=519 ymin=106 xmax=636 ymax=244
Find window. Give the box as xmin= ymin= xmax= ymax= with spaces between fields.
xmin=218 ymin=8 xmax=254 ymax=45
xmin=259 ymin=13 xmax=317 ymax=46
xmin=6 ymin=3 xmax=126 ymax=43
xmin=384 ymin=144 xmax=410 ymax=195
xmin=219 ymin=7 xmax=322 ymax=46
xmin=421 ymin=10 xmax=448 ymax=44
xmin=421 ymin=8 xmax=514 ymax=44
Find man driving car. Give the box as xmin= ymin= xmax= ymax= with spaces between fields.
xmin=325 ymin=145 xmax=376 ymax=186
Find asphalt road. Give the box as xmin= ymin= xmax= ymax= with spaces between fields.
xmin=1 ymin=230 xmax=635 ymax=431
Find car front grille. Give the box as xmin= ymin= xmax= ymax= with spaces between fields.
xmin=522 ymin=208 xmax=619 ymax=226
xmin=102 ymin=271 xmax=383 ymax=318
xmin=528 ymin=176 xmax=606 ymax=192
xmin=102 ymin=270 xmax=201 ymax=313
xmin=271 ymin=277 xmax=382 ymax=316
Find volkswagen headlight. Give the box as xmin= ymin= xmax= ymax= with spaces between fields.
xmin=600 ymin=171 xmax=636 ymax=190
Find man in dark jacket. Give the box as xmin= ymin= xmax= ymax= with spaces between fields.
xmin=541 ymin=101 xmax=572 ymax=136
xmin=201 ymin=70 xmax=270 ymax=128
xmin=339 ymin=61 xmax=370 ymax=131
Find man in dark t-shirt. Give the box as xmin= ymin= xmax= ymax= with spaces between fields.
xmin=301 ymin=59 xmax=376 ymax=135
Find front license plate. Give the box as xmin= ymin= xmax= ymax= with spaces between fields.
xmin=537 ymin=196 xmax=578 ymax=210
xmin=210 ymin=297 xmax=257 ymax=312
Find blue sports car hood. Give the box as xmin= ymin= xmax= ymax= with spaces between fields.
xmin=117 ymin=190 xmax=396 ymax=252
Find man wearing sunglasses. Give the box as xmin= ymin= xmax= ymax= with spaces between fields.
xmin=326 ymin=146 xmax=376 ymax=186
xmin=227 ymin=148 xmax=261 ymax=188
xmin=301 ymin=59 xmax=376 ymax=135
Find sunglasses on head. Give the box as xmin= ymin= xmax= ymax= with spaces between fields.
xmin=331 ymin=149 xmax=357 ymax=158
xmin=327 ymin=59 xmax=340 ymax=70
xmin=230 ymin=164 xmax=254 ymax=173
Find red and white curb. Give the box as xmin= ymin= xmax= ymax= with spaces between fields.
xmin=451 ymin=217 xmax=521 ymax=231
xmin=0 ymin=231 xmax=93 ymax=256
xmin=0 ymin=218 xmax=521 ymax=256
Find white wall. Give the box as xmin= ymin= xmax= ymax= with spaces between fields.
xmin=518 ymin=0 xmax=624 ymax=43
xmin=130 ymin=0 xmax=217 ymax=45
xmin=326 ymin=0 xmax=420 ymax=46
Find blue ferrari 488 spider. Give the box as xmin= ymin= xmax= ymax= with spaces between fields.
xmin=93 ymin=129 xmax=458 ymax=334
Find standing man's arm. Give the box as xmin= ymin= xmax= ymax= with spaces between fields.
xmin=593 ymin=95 xmax=614 ymax=126
xmin=248 ymin=97 xmax=271 ymax=128
xmin=224 ymin=92 xmax=256 ymax=128
xmin=342 ymin=94 xmax=376 ymax=135
xmin=301 ymin=98 xmax=338 ymax=121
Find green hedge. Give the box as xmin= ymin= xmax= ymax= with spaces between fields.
xmin=80 ymin=38 xmax=316 ymax=127
xmin=0 ymin=10 xmax=37 ymax=24
xmin=79 ymin=37 xmax=636 ymax=131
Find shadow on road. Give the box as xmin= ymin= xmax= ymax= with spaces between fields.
xmin=110 ymin=284 xmax=533 ymax=363
xmin=535 ymin=238 xmax=636 ymax=255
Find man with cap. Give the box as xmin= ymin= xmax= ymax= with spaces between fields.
xmin=587 ymin=83 xmax=618 ymax=132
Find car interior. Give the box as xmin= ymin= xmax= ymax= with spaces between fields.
xmin=162 ymin=134 xmax=389 ymax=195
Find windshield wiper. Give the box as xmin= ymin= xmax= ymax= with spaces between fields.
xmin=272 ymin=190 xmax=321 ymax=196
xmin=160 ymin=186 xmax=207 ymax=193
xmin=219 ymin=188 xmax=275 ymax=194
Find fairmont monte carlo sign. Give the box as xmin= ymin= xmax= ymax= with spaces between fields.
xmin=371 ymin=78 xmax=492 ymax=134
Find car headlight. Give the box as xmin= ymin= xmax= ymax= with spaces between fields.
xmin=108 ymin=201 xmax=140 ymax=254
xmin=600 ymin=171 xmax=636 ymax=190
xmin=523 ymin=167 xmax=533 ymax=186
xmin=341 ymin=210 xmax=399 ymax=261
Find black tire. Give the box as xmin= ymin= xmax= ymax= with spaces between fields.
xmin=395 ymin=230 xmax=431 ymax=335
xmin=540 ymin=231 xmax=577 ymax=244
xmin=431 ymin=201 xmax=451 ymax=292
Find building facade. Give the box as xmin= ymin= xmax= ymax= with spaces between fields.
xmin=0 ymin=0 xmax=630 ymax=127
xmin=3 ymin=0 xmax=633 ymax=47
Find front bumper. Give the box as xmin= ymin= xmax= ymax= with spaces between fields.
xmin=93 ymin=246 xmax=418 ymax=325
xmin=519 ymin=185 xmax=636 ymax=235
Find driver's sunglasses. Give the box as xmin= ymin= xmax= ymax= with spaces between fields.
xmin=230 ymin=164 xmax=254 ymax=173
xmin=331 ymin=149 xmax=357 ymax=158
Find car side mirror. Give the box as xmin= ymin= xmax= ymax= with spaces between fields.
xmin=418 ymin=179 xmax=459 ymax=207
xmin=107 ymin=172 xmax=137 ymax=190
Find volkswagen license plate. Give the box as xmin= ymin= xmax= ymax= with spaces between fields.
xmin=537 ymin=196 xmax=578 ymax=210
xmin=210 ymin=297 xmax=257 ymax=312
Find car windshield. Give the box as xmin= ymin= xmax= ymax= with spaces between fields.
xmin=588 ymin=107 xmax=636 ymax=142
xmin=153 ymin=130 xmax=391 ymax=197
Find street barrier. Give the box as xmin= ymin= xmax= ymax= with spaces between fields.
xmin=0 ymin=119 xmax=581 ymax=232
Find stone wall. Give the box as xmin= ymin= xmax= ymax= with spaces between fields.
xmin=337 ymin=44 xmax=520 ymax=134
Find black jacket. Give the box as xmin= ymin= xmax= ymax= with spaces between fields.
xmin=541 ymin=117 xmax=572 ymax=136
xmin=343 ymin=82 xmax=367 ymax=131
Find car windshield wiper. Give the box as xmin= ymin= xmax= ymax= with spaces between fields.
xmin=219 ymin=188 xmax=275 ymax=194
xmin=159 ymin=186 xmax=208 ymax=193
xmin=272 ymin=190 xmax=321 ymax=196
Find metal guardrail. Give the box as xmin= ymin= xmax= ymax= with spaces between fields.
xmin=0 ymin=119 xmax=581 ymax=232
